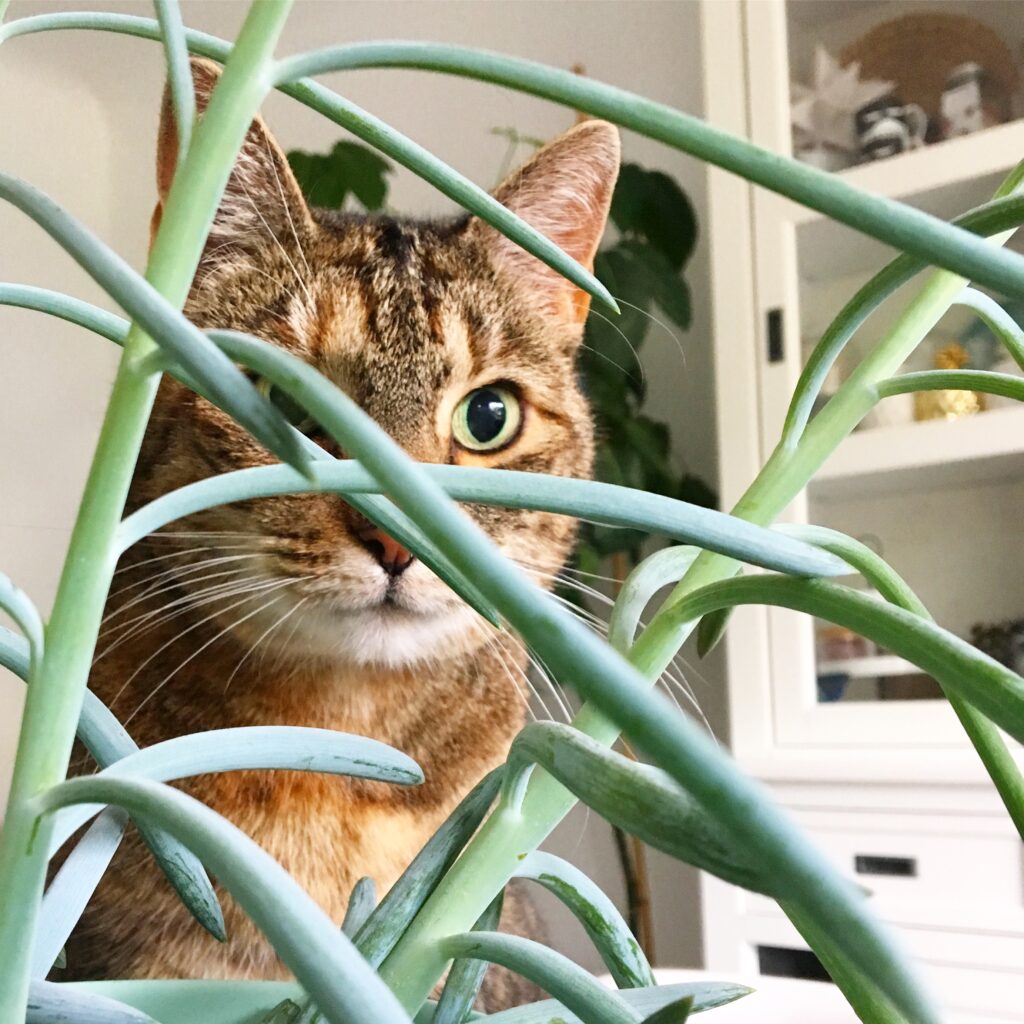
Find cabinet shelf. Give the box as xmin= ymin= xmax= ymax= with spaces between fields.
xmin=817 ymin=655 xmax=923 ymax=678
xmin=792 ymin=120 xmax=1024 ymax=281
xmin=792 ymin=119 xmax=1024 ymax=227
xmin=809 ymin=406 xmax=1024 ymax=500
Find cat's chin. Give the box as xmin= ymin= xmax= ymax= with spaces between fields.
xmin=264 ymin=599 xmax=483 ymax=669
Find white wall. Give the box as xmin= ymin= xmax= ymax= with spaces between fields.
xmin=0 ymin=0 xmax=723 ymax=972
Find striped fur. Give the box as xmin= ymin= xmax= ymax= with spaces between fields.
xmin=65 ymin=60 xmax=619 ymax=1010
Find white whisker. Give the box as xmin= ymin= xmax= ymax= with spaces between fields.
xmin=122 ymin=582 xmax=301 ymax=727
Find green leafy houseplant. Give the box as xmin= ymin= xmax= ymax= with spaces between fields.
xmin=3 ymin=5 xmax=1024 ymax=1024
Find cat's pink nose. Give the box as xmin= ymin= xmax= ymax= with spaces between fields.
xmin=358 ymin=526 xmax=414 ymax=577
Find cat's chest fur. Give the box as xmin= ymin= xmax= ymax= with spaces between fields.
xmin=68 ymin=607 xmax=526 ymax=982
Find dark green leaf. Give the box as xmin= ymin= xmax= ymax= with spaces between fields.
xmin=287 ymin=141 xmax=393 ymax=211
xmin=676 ymin=474 xmax=717 ymax=510
xmin=696 ymin=608 xmax=731 ymax=658
xmin=610 ymin=165 xmax=698 ymax=270
xmin=594 ymin=248 xmax=654 ymax=343
xmin=287 ymin=151 xmax=349 ymax=209
xmin=619 ymin=240 xmax=692 ymax=330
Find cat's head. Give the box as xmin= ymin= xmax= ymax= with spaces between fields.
xmin=135 ymin=60 xmax=619 ymax=669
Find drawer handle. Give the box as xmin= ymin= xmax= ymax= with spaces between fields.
xmin=756 ymin=945 xmax=831 ymax=983
xmin=854 ymin=854 xmax=917 ymax=877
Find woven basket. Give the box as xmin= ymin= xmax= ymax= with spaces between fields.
xmin=840 ymin=13 xmax=1019 ymax=120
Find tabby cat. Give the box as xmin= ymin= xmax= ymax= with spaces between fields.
xmin=65 ymin=60 xmax=619 ymax=1011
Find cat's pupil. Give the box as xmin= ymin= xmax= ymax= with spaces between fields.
xmin=466 ymin=389 xmax=507 ymax=443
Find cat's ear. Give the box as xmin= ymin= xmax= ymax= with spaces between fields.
xmin=471 ymin=120 xmax=620 ymax=329
xmin=152 ymin=58 xmax=313 ymax=251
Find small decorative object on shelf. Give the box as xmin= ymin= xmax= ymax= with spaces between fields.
xmin=790 ymin=45 xmax=893 ymax=170
xmin=914 ymin=341 xmax=986 ymax=421
xmin=841 ymin=12 xmax=1019 ymax=145
xmin=971 ymin=618 xmax=1024 ymax=676
xmin=941 ymin=61 xmax=1012 ymax=139
xmin=816 ymin=623 xmax=872 ymax=663
xmin=855 ymin=94 xmax=928 ymax=161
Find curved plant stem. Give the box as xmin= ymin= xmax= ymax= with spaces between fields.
xmin=633 ymin=195 xmax=1023 ymax=688
xmin=0 ymin=4 xmax=292 ymax=1016
xmin=782 ymin=187 xmax=1024 ymax=447
xmin=0 ymin=575 xmax=44 ymax=670
xmin=438 ymin=931 xmax=641 ymax=1024
xmin=0 ymin=14 xmax=613 ymax=314
xmin=956 ymin=287 xmax=1024 ymax=371
xmin=878 ymin=369 xmax=1024 ymax=403
xmin=36 ymin=777 xmax=412 ymax=1024
xmin=781 ymin=524 xmax=1024 ymax=841
xmin=154 ymin=0 xmax=194 ymax=169
xmin=272 ymin=44 xmax=1024 ymax=303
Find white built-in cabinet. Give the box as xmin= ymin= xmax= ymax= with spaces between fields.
xmin=700 ymin=3 xmax=1024 ymax=1020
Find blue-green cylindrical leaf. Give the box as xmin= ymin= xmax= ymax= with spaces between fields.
xmin=0 ymin=284 xmax=128 ymax=344
xmin=957 ymin=287 xmax=1024 ymax=371
xmin=439 ymin=931 xmax=641 ymax=1024
xmin=49 ymin=726 xmax=422 ymax=852
xmin=34 ymin=809 xmax=128 ymax=977
xmin=355 ymin=768 xmax=504 ymax=967
xmin=783 ymin=191 xmax=1024 ymax=446
xmin=36 ymin=777 xmax=413 ymax=1024
xmin=418 ymin=981 xmax=750 ymax=1023
xmin=433 ymin=893 xmax=504 ymax=1024
xmin=607 ymin=547 xmax=700 ymax=654
xmin=0 ymin=174 xmax=307 ymax=471
xmin=506 ymin=724 xmax=771 ymax=896
xmin=27 ymin=979 xmax=157 ymax=1024
xmin=341 ymin=877 xmax=377 ymax=939
xmin=0 ymin=15 xmax=614 ymax=314
xmin=154 ymin=0 xmax=194 ymax=168
xmin=878 ymin=369 xmax=1024 ymax=403
xmin=0 ymin=627 xmax=225 ymax=941
xmin=779 ymin=523 xmax=1024 ymax=846
xmin=514 ymin=851 xmax=655 ymax=990
xmin=120 ymin=462 xmax=846 ymax=580
xmin=0 ymin=573 xmax=44 ymax=669
xmin=276 ymin=44 xmax=1024 ymax=305
xmin=0 ymin=624 xmax=29 ymax=680
xmin=667 ymin=576 xmax=1024 ymax=748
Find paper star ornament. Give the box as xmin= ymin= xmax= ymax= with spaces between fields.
xmin=791 ymin=46 xmax=895 ymax=152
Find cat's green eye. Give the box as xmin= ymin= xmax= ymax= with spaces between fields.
xmin=256 ymin=378 xmax=317 ymax=434
xmin=452 ymin=385 xmax=522 ymax=453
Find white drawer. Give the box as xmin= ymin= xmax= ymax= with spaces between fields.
xmin=759 ymin=807 xmax=1024 ymax=925
xmin=741 ymin=912 xmax=1024 ymax=1018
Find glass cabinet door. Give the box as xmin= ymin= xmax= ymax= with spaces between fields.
xmin=745 ymin=0 xmax=1024 ymax=750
